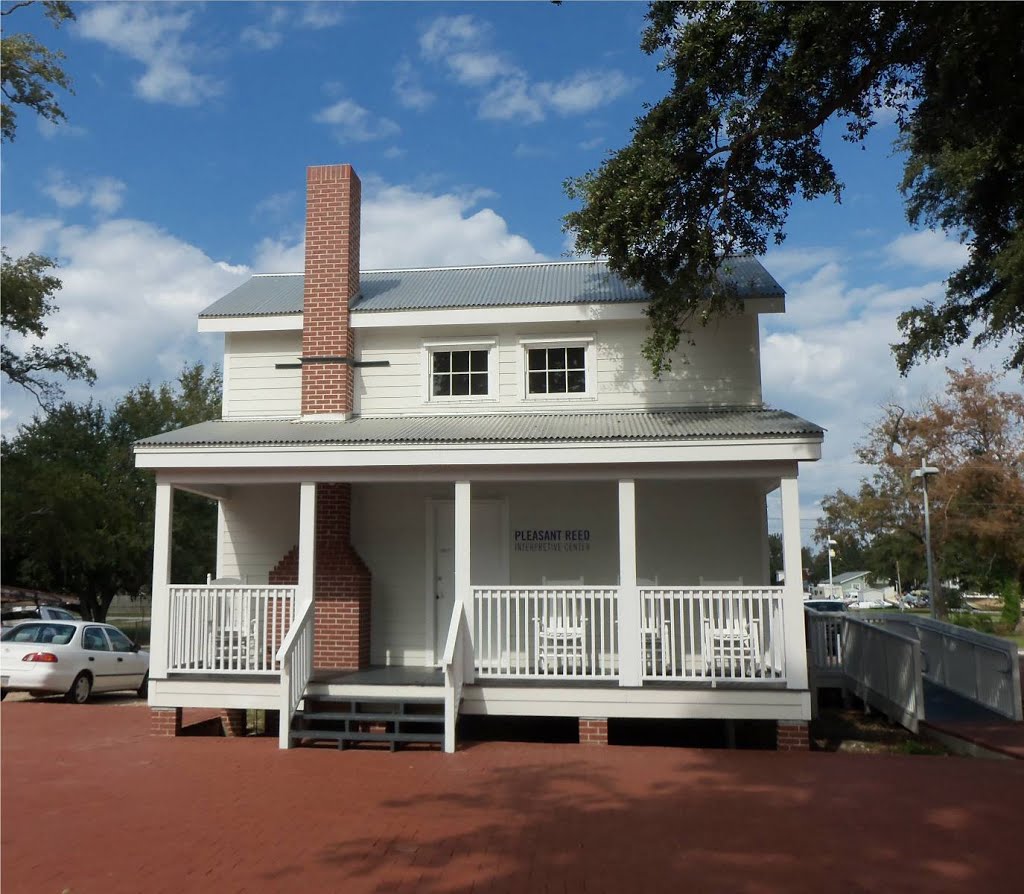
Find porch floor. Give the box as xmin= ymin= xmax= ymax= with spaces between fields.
xmin=308 ymin=666 xmax=789 ymax=691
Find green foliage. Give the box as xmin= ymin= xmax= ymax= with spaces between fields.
xmin=1001 ymin=580 xmax=1022 ymax=631
xmin=948 ymin=611 xmax=996 ymax=635
xmin=1 ymin=249 xmax=95 ymax=408
xmin=1 ymin=0 xmax=75 ymax=142
xmin=1 ymin=364 xmax=222 ymax=620
xmin=564 ymin=2 xmax=1024 ymax=375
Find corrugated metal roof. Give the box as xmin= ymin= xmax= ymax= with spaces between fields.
xmin=137 ymin=407 xmax=823 ymax=449
xmin=198 ymin=257 xmax=784 ymax=318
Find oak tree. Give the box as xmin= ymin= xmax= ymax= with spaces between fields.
xmin=1 ymin=364 xmax=222 ymax=620
xmin=564 ymin=2 xmax=1024 ymax=375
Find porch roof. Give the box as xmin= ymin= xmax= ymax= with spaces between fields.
xmin=136 ymin=407 xmax=823 ymax=449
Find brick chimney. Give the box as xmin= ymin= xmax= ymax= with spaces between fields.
xmin=301 ymin=163 xmax=361 ymax=417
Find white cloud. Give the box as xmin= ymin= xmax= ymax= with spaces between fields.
xmin=241 ymin=4 xmax=337 ymax=51
xmin=479 ymin=78 xmax=544 ymax=123
xmin=240 ymin=24 xmax=283 ymax=51
xmin=252 ymin=178 xmax=546 ymax=274
xmin=578 ymin=136 xmax=604 ymax=151
xmin=76 ymin=3 xmax=222 ymax=106
xmin=0 ymin=211 xmax=248 ymax=429
xmin=764 ymin=246 xmax=843 ymax=280
xmin=512 ymin=142 xmax=552 ymax=159
xmin=299 ymin=2 xmax=345 ymax=29
xmin=538 ymin=70 xmax=636 ymax=115
xmin=42 ymin=171 xmax=127 ymax=215
xmin=253 ymin=191 xmax=298 ymax=219
xmin=886 ymin=229 xmax=971 ymax=273
xmin=313 ymin=98 xmax=400 ymax=142
xmin=419 ymin=14 xmax=635 ymax=123
xmin=759 ymin=246 xmax=1017 ymax=524
xmin=420 ymin=15 xmax=489 ymax=58
xmin=393 ymin=59 xmax=435 ymax=111
xmin=37 ymin=118 xmax=87 ymax=140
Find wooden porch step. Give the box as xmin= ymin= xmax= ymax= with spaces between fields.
xmin=291 ymin=694 xmax=445 ymax=752
xmin=291 ymin=728 xmax=444 ymax=749
xmin=299 ymin=710 xmax=443 ymax=724
xmin=308 ymin=694 xmax=444 ymax=705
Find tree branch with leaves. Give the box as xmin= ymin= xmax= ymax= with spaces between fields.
xmin=564 ymin=2 xmax=1024 ymax=376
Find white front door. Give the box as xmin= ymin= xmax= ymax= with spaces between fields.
xmin=432 ymin=500 xmax=508 ymax=661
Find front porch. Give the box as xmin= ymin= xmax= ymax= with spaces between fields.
xmin=144 ymin=464 xmax=812 ymax=752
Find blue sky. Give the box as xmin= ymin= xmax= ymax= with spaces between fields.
xmin=2 ymin=1 xmax=1016 ymax=539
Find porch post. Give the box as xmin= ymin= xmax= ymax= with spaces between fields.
xmin=455 ymin=480 xmax=474 ymax=683
xmin=149 ymin=481 xmax=174 ymax=679
xmin=780 ymin=474 xmax=809 ymax=689
xmin=298 ymin=482 xmax=317 ymax=609
xmin=618 ymin=479 xmax=642 ymax=687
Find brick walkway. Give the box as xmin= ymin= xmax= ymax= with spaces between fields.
xmin=2 ymin=701 xmax=1022 ymax=893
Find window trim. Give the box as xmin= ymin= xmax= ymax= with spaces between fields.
xmin=422 ymin=338 xmax=498 ymax=404
xmin=518 ymin=335 xmax=596 ymax=402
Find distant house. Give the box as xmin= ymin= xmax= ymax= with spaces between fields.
xmin=830 ymin=571 xmax=872 ymax=598
xmin=135 ymin=162 xmax=825 ymax=752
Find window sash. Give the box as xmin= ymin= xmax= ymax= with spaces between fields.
xmin=431 ymin=349 xmax=489 ymax=398
xmin=527 ymin=346 xmax=587 ymax=394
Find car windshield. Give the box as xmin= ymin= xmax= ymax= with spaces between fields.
xmin=1 ymin=623 xmax=76 ymax=645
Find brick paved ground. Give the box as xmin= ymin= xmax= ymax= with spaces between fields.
xmin=2 ymin=700 xmax=1022 ymax=894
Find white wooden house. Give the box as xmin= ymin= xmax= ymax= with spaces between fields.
xmin=135 ymin=164 xmax=823 ymax=751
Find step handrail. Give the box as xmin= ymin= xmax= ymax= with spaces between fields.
xmin=442 ymin=601 xmax=471 ymax=753
xmin=277 ymin=600 xmax=315 ymax=749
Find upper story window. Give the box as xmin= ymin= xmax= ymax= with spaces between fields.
xmin=520 ymin=336 xmax=595 ymax=400
xmin=432 ymin=349 xmax=488 ymax=397
xmin=423 ymin=339 xmax=497 ymax=402
xmin=528 ymin=346 xmax=586 ymax=394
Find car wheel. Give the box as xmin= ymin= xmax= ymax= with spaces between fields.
xmin=66 ymin=672 xmax=92 ymax=704
xmin=136 ymin=673 xmax=149 ymax=699
xmin=0 ymin=689 xmax=7 ymax=701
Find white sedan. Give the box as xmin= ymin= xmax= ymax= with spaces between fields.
xmin=0 ymin=620 xmax=149 ymax=704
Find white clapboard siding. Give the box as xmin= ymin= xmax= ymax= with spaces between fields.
xmin=224 ymin=331 xmax=302 ymax=419
xmin=352 ymin=316 xmax=761 ymax=416
xmin=219 ymin=485 xmax=301 ymax=584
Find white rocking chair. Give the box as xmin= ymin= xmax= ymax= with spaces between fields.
xmin=535 ymin=578 xmax=587 ymax=675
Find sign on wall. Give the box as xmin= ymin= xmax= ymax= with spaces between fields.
xmin=513 ymin=529 xmax=592 ymax=553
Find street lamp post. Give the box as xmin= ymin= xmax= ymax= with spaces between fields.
xmin=826 ymin=536 xmax=838 ymax=598
xmin=911 ymin=459 xmax=940 ymax=619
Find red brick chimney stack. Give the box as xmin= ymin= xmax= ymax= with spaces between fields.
xmin=301 ymin=163 xmax=361 ymax=417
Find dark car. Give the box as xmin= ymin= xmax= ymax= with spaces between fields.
xmin=803 ymin=599 xmax=847 ymax=613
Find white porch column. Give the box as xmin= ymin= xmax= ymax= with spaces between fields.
xmin=149 ymin=481 xmax=174 ymax=679
xmin=780 ymin=474 xmax=809 ymax=689
xmin=455 ymin=480 xmax=474 ymax=683
xmin=618 ymin=479 xmax=642 ymax=687
xmin=297 ymin=482 xmax=317 ymax=610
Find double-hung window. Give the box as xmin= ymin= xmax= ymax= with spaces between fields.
xmin=521 ymin=337 xmax=595 ymax=400
xmin=424 ymin=339 xmax=497 ymax=402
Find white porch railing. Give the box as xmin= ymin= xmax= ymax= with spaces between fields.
xmin=277 ymin=599 xmax=314 ymax=749
xmin=640 ymin=587 xmax=787 ymax=684
xmin=442 ymin=601 xmax=472 ymax=753
xmin=473 ymin=586 xmax=620 ymax=680
xmin=805 ymin=609 xmax=845 ymax=672
xmin=166 ymin=585 xmax=296 ymax=674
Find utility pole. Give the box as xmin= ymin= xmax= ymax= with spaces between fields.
xmin=896 ymin=559 xmax=903 ymax=611
xmin=826 ymin=535 xmax=837 ymax=599
xmin=911 ymin=459 xmax=940 ymax=619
